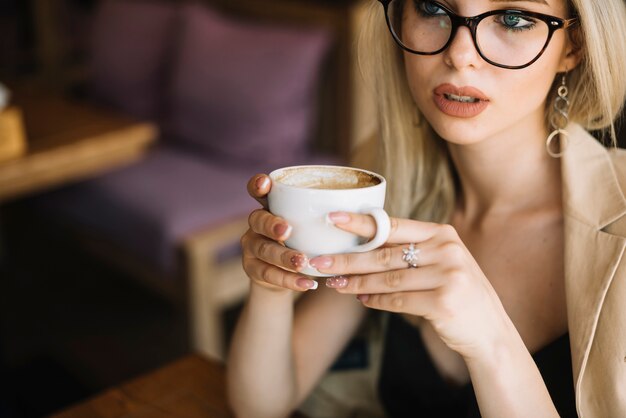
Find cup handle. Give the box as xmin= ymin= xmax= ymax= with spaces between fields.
xmin=349 ymin=207 xmax=391 ymax=253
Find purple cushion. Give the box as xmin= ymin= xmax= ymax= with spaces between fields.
xmin=90 ymin=0 xmax=177 ymax=119
xmin=36 ymin=145 xmax=262 ymax=274
xmin=35 ymin=145 xmax=340 ymax=275
xmin=165 ymin=3 xmax=332 ymax=166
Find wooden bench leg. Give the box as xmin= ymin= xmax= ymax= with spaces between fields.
xmin=184 ymin=218 xmax=250 ymax=360
xmin=187 ymin=249 xmax=223 ymax=359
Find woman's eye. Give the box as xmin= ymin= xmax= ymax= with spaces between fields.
xmin=499 ymin=13 xmax=535 ymax=29
xmin=419 ymin=1 xmax=446 ymax=16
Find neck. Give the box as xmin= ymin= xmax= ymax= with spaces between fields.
xmin=448 ymin=120 xmax=562 ymax=220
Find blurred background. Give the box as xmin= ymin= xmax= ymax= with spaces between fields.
xmin=0 ymin=0 xmax=624 ymax=417
xmin=0 ymin=0 xmax=371 ymax=416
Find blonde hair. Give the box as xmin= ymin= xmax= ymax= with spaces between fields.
xmin=357 ymin=0 xmax=626 ymax=221
xmin=557 ymin=0 xmax=626 ymax=138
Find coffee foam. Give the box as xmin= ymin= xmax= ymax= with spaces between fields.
xmin=274 ymin=167 xmax=380 ymax=189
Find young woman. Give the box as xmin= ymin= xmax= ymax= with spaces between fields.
xmin=227 ymin=0 xmax=626 ymax=417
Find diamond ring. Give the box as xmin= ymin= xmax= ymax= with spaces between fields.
xmin=402 ymin=243 xmax=420 ymax=268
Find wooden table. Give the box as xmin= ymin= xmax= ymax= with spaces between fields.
xmin=0 ymin=87 xmax=157 ymax=203
xmin=52 ymin=355 xmax=233 ymax=418
xmin=52 ymin=354 xmax=309 ymax=418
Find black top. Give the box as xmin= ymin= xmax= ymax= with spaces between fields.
xmin=378 ymin=314 xmax=577 ymax=418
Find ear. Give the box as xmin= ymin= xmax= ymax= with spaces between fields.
xmin=558 ymin=27 xmax=584 ymax=72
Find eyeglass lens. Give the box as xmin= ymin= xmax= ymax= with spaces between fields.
xmin=387 ymin=0 xmax=551 ymax=67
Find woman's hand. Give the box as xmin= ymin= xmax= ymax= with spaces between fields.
xmin=241 ymin=174 xmax=319 ymax=292
xmin=310 ymin=211 xmax=517 ymax=361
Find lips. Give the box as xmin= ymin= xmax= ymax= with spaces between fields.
xmin=433 ymin=83 xmax=489 ymax=118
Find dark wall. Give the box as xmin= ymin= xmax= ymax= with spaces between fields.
xmin=0 ymin=0 xmax=34 ymax=76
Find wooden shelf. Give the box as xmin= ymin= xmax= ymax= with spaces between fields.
xmin=0 ymin=89 xmax=157 ymax=203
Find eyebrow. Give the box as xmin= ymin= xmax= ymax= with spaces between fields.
xmin=489 ymin=0 xmax=550 ymax=5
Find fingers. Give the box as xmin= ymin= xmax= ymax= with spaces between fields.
xmin=248 ymin=209 xmax=292 ymax=241
xmin=357 ymin=290 xmax=439 ymax=317
xmin=327 ymin=211 xmax=378 ymax=238
xmin=328 ymin=265 xmax=444 ymax=295
xmin=247 ymin=174 xmax=272 ymax=208
xmin=241 ymin=230 xmax=307 ymax=273
xmin=241 ymin=229 xmax=314 ymax=291
xmin=329 ymin=212 xmax=450 ymax=245
xmin=242 ymin=256 xmax=318 ymax=292
xmin=310 ymin=242 xmax=437 ymax=275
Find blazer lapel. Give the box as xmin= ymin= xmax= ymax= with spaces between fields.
xmin=561 ymin=124 xmax=626 ymax=412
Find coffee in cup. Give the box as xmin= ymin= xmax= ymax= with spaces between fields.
xmin=272 ymin=166 xmax=381 ymax=190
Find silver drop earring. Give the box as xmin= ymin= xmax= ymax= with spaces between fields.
xmin=546 ymin=72 xmax=570 ymax=158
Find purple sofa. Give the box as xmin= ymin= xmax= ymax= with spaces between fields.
xmin=38 ymin=0 xmax=338 ymax=276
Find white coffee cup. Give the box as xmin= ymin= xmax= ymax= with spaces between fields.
xmin=268 ymin=165 xmax=390 ymax=277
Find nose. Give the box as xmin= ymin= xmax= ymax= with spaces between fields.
xmin=443 ymin=26 xmax=482 ymax=70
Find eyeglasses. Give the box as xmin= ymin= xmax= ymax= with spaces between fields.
xmin=378 ymin=0 xmax=577 ymax=69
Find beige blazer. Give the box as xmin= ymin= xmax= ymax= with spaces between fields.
xmin=300 ymin=125 xmax=626 ymax=418
xmin=562 ymin=124 xmax=626 ymax=417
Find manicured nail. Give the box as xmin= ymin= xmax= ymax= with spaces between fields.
xmin=357 ymin=294 xmax=369 ymax=303
xmin=327 ymin=211 xmax=351 ymax=225
xmin=296 ymin=278 xmax=318 ymax=290
xmin=290 ymin=254 xmax=308 ymax=269
xmin=325 ymin=276 xmax=348 ymax=288
xmin=255 ymin=176 xmax=270 ymax=191
xmin=273 ymin=223 xmax=292 ymax=240
xmin=309 ymin=256 xmax=333 ymax=269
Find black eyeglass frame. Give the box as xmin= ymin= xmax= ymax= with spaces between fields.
xmin=378 ymin=0 xmax=578 ymax=69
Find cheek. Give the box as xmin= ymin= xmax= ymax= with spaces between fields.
xmin=500 ymin=48 xmax=565 ymax=109
xmin=403 ymin=55 xmax=435 ymax=107
xmin=498 ymin=69 xmax=553 ymax=105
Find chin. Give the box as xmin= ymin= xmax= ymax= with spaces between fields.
xmin=422 ymin=110 xmax=491 ymax=146
xmin=434 ymin=130 xmax=488 ymax=146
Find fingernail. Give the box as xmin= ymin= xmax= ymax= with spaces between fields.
xmin=296 ymin=278 xmax=318 ymax=290
xmin=290 ymin=254 xmax=308 ymax=269
xmin=309 ymin=256 xmax=333 ymax=269
xmin=327 ymin=211 xmax=351 ymax=225
xmin=357 ymin=294 xmax=369 ymax=303
xmin=255 ymin=176 xmax=270 ymax=191
xmin=273 ymin=223 xmax=292 ymax=240
xmin=325 ymin=276 xmax=348 ymax=288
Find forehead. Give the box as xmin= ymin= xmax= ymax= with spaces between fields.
xmin=490 ymin=0 xmax=550 ymax=5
